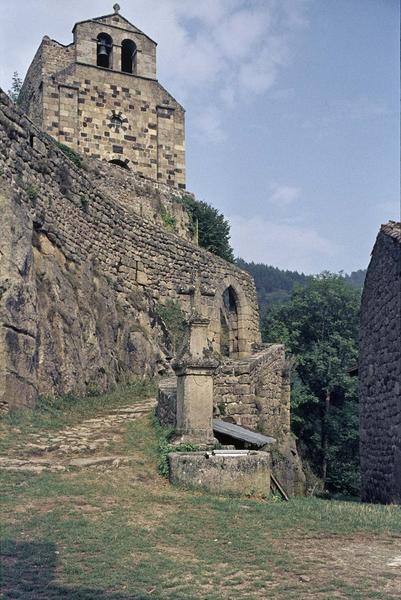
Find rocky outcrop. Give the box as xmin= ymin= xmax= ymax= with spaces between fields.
xmin=0 ymin=179 xmax=168 ymax=409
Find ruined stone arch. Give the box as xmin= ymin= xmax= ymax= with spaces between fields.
xmin=214 ymin=276 xmax=252 ymax=359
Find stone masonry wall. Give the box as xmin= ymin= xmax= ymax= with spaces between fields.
xmin=19 ymin=17 xmax=185 ymax=189
xmin=359 ymin=222 xmax=401 ymax=504
xmin=85 ymin=158 xmax=195 ymax=242
xmin=0 ymin=89 xmax=260 ymax=409
xmin=157 ymin=346 xmax=290 ymax=441
xmin=214 ymin=345 xmax=290 ymax=439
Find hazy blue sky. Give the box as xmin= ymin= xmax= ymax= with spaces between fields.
xmin=0 ymin=0 xmax=399 ymax=273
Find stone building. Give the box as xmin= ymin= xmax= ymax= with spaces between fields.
xmin=359 ymin=221 xmax=401 ymax=504
xmin=0 ymin=6 xmax=306 ymax=493
xmin=19 ymin=4 xmax=185 ymax=188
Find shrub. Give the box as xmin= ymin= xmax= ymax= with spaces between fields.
xmin=178 ymin=194 xmax=234 ymax=262
xmin=26 ymin=184 xmax=38 ymax=201
xmin=56 ymin=142 xmax=83 ymax=169
xmin=156 ymin=299 xmax=187 ymax=353
xmin=160 ymin=206 xmax=176 ymax=232
xmin=80 ymin=195 xmax=89 ymax=212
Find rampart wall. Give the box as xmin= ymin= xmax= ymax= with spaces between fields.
xmin=0 ymin=90 xmax=260 ymax=409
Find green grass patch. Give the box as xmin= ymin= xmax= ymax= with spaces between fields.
xmin=0 ymin=378 xmax=156 ymax=454
xmin=55 ymin=142 xmax=83 ymax=169
xmin=1 ymin=386 xmax=400 ymax=599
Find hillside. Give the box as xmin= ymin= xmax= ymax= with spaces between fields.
xmin=236 ymin=258 xmax=366 ymax=315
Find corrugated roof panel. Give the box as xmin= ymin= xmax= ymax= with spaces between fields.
xmin=213 ymin=419 xmax=276 ymax=447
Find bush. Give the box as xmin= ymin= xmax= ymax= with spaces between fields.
xmin=179 ymin=194 xmax=234 ymax=262
xmin=156 ymin=299 xmax=187 ymax=353
xmin=56 ymin=142 xmax=83 ymax=169
xmin=160 ymin=206 xmax=176 ymax=232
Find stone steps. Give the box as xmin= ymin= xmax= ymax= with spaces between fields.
xmin=1 ymin=398 xmax=156 ymax=473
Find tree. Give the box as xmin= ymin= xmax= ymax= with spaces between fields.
xmin=263 ymin=273 xmax=361 ymax=494
xmin=181 ymin=195 xmax=234 ymax=262
xmin=8 ymin=72 xmax=23 ymax=104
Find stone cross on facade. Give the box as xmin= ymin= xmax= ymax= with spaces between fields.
xmin=178 ymin=274 xmax=215 ymax=319
xmin=173 ymin=274 xmax=218 ymax=447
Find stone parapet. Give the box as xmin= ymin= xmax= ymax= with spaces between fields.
xmin=214 ymin=345 xmax=290 ymax=438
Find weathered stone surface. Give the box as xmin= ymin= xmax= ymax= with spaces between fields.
xmin=359 ymin=222 xmax=401 ymax=504
xmin=157 ymin=344 xmax=306 ymax=496
xmin=19 ymin=10 xmax=186 ymax=189
xmin=0 ymin=89 xmax=260 ymax=409
xmin=156 ymin=378 xmax=177 ymax=428
xmin=0 ymin=398 xmax=156 ymax=473
xmin=168 ymin=450 xmax=270 ymax=496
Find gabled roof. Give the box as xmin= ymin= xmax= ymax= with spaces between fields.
xmin=72 ymin=12 xmax=157 ymax=45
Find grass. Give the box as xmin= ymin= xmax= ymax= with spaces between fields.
xmin=1 ymin=385 xmax=400 ymax=599
xmin=0 ymin=379 xmax=156 ymax=449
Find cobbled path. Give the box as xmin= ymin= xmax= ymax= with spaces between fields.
xmin=0 ymin=399 xmax=156 ymax=473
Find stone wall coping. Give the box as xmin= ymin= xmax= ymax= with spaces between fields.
xmin=218 ymin=344 xmax=285 ymax=376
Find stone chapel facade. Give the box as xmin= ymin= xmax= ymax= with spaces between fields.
xmin=19 ymin=4 xmax=185 ymax=188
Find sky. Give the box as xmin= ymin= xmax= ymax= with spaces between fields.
xmin=0 ymin=0 xmax=399 ymax=274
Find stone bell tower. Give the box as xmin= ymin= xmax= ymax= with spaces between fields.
xmin=19 ymin=4 xmax=186 ymax=188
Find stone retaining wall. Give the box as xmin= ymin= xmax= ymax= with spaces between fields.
xmin=214 ymin=345 xmax=291 ymax=439
xmin=0 ymin=89 xmax=260 ymax=409
xmin=84 ymin=158 xmax=195 ymax=241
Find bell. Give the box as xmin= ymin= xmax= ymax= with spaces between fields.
xmin=98 ymin=43 xmax=108 ymax=57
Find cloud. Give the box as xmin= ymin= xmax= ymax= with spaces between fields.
xmin=269 ymin=184 xmax=301 ymax=205
xmin=0 ymin=0 xmax=310 ymax=142
xmin=229 ymin=214 xmax=337 ymax=273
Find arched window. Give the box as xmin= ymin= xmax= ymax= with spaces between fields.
xmin=220 ymin=286 xmax=239 ymax=357
xmin=97 ymin=33 xmax=113 ymax=69
xmin=121 ymin=39 xmax=137 ymax=74
xmin=109 ymin=159 xmax=130 ymax=170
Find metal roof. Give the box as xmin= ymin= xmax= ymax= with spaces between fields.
xmin=213 ymin=419 xmax=276 ymax=447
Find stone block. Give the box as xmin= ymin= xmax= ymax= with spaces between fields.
xmin=168 ymin=450 xmax=270 ymax=496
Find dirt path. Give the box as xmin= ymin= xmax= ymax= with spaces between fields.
xmin=0 ymin=398 xmax=156 ymax=473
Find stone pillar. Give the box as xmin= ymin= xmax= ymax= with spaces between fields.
xmin=172 ymin=315 xmax=218 ymax=447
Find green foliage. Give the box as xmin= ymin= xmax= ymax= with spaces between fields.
xmin=343 ymin=269 xmax=366 ymax=290
xmin=26 ymin=184 xmax=38 ymax=201
xmin=236 ymin=258 xmax=310 ymax=311
xmin=157 ymin=434 xmax=199 ymax=477
xmin=263 ymin=273 xmax=361 ymax=495
xmin=237 ymin=259 xmax=366 ymax=314
xmin=160 ymin=206 xmax=176 ymax=232
xmin=180 ymin=194 xmax=234 ymax=262
xmin=80 ymin=194 xmax=89 ymax=212
xmin=55 ymin=142 xmax=83 ymax=169
xmin=7 ymin=72 xmax=22 ymax=104
xmin=156 ymin=299 xmax=187 ymax=353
